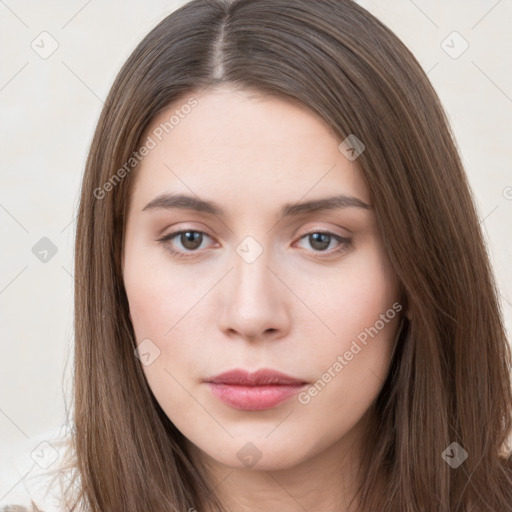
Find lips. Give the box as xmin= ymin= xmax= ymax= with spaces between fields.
xmin=205 ymin=368 xmax=308 ymax=411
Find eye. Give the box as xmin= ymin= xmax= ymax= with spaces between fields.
xmin=294 ymin=231 xmax=352 ymax=257
xmin=157 ymin=229 xmax=352 ymax=259
xmin=157 ymin=230 xmax=215 ymax=258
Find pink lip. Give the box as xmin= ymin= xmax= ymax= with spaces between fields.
xmin=205 ymin=369 xmax=308 ymax=411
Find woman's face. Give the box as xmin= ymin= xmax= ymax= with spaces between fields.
xmin=123 ymin=84 xmax=402 ymax=472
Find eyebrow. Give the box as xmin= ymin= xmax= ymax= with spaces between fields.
xmin=142 ymin=192 xmax=372 ymax=217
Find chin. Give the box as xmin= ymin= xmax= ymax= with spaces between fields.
xmin=190 ymin=435 xmax=310 ymax=472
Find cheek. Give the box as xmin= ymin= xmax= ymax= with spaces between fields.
xmin=295 ymin=242 xmax=400 ymax=407
xmin=123 ymin=235 xmax=196 ymax=341
xmin=296 ymin=241 xmax=398 ymax=351
xmin=123 ymin=243 xmax=200 ymax=411
xmin=122 ymin=238 xmax=214 ymax=388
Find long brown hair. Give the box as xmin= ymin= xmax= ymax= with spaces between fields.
xmin=60 ymin=0 xmax=512 ymax=510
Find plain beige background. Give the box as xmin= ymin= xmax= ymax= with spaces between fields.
xmin=1 ymin=0 xmax=511 ymax=504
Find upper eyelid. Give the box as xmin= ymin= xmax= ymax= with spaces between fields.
xmin=159 ymin=226 xmax=349 ymax=239
xmin=159 ymin=219 xmax=351 ymax=238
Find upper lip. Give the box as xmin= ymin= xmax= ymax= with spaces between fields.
xmin=206 ymin=368 xmax=308 ymax=386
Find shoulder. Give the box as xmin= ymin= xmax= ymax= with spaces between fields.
xmin=1 ymin=506 xmax=44 ymax=511
xmin=0 ymin=425 xmax=75 ymax=512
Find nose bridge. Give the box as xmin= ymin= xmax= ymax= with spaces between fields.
xmin=218 ymin=235 xmax=290 ymax=341
xmin=234 ymin=242 xmax=273 ymax=302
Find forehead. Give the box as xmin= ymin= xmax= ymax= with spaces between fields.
xmin=128 ymin=85 xmax=370 ymax=212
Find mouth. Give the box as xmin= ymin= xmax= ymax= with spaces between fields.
xmin=205 ymin=368 xmax=308 ymax=411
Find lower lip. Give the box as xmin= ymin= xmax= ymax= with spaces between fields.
xmin=207 ymin=383 xmax=305 ymax=411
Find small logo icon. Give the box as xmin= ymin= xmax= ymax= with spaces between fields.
xmin=134 ymin=338 xmax=161 ymax=366
xmin=236 ymin=236 xmax=264 ymax=264
xmin=32 ymin=237 xmax=58 ymax=263
xmin=31 ymin=31 xmax=59 ymax=59
xmin=237 ymin=442 xmax=262 ymax=468
xmin=441 ymin=31 xmax=469 ymax=59
xmin=338 ymin=134 xmax=365 ymax=161
xmin=441 ymin=442 xmax=468 ymax=468
xmin=31 ymin=441 xmax=59 ymax=469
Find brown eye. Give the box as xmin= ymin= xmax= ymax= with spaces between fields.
xmin=308 ymin=233 xmax=331 ymax=251
xmin=295 ymin=231 xmax=352 ymax=257
xmin=157 ymin=230 xmax=214 ymax=258
xmin=179 ymin=231 xmax=203 ymax=250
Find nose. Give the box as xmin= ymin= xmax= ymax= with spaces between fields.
xmin=217 ymin=246 xmax=291 ymax=343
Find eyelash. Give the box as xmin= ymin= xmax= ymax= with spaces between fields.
xmin=156 ymin=229 xmax=352 ymax=260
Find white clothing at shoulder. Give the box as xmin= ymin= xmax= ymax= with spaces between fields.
xmin=0 ymin=424 xmax=75 ymax=512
